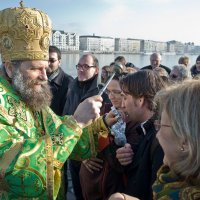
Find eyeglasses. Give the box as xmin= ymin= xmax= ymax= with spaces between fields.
xmin=49 ymin=58 xmax=58 ymax=63
xmin=76 ymin=64 xmax=95 ymax=70
xmin=154 ymin=120 xmax=172 ymax=131
xmin=105 ymin=89 xmax=122 ymax=97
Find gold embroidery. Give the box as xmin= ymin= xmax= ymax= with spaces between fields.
xmin=63 ymin=116 xmax=82 ymax=135
xmin=45 ymin=135 xmax=54 ymax=200
xmin=53 ymin=159 xmax=63 ymax=169
xmin=0 ymin=105 xmax=13 ymax=124
xmin=7 ymin=96 xmax=27 ymax=121
xmin=19 ymin=139 xmax=42 ymax=158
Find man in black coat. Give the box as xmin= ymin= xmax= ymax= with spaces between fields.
xmin=115 ymin=70 xmax=165 ymax=200
xmin=62 ymin=54 xmax=109 ymax=200
xmin=190 ymin=55 xmax=200 ymax=77
xmin=47 ymin=46 xmax=73 ymax=116
xmin=141 ymin=52 xmax=171 ymax=74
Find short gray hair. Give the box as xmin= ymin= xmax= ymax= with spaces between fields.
xmin=170 ymin=64 xmax=191 ymax=81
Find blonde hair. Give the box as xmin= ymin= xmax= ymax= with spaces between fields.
xmin=156 ymin=80 xmax=200 ymax=183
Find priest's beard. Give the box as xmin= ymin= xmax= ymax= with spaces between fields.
xmin=12 ymin=68 xmax=52 ymax=112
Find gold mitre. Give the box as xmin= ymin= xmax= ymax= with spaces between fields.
xmin=0 ymin=1 xmax=52 ymax=62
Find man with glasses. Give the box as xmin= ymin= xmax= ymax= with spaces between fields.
xmin=62 ymin=54 xmax=109 ymax=200
xmin=47 ymin=46 xmax=73 ymax=116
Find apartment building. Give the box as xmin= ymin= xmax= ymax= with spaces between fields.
xmin=114 ymin=38 xmax=140 ymax=53
xmin=79 ymin=35 xmax=114 ymax=53
xmin=51 ymin=30 xmax=79 ymax=51
xmin=140 ymin=40 xmax=168 ymax=53
xmin=51 ymin=30 xmax=199 ymax=54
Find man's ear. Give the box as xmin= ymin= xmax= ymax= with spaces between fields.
xmin=95 ymin=67 xmax=99 ymax=75
xmin=58 ymin=59 xmax=61 ymax=66
xmin=136 ymin=96 xmax=145 ymax=108
xmin=4 ymin=62 xmax=13 ymax=78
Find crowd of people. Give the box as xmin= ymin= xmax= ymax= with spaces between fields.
xmin=0 ymin=2 xmax=200 ymax=200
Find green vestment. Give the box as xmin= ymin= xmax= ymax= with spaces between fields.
xmin=0 ymin=74 xmax=108 ymax=200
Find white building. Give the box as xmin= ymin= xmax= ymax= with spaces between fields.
xmin=140 ymin=40 xmax=167 ymax=53
xmin=79 ymin=35 xmax=114 ymax=53
xmin=51 ymin=30 xmax=79 ymax=51
xmin=115 ymin=38 xmax=128 ymax=52
xmin=115 ymin=38 xmax=141 ymax=53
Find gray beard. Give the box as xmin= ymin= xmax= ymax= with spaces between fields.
xmin=12 ymin=68 xmax=52 ymax=112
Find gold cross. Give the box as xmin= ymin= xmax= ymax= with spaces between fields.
xmin=52 ymin=132 xmax=64 ymax=146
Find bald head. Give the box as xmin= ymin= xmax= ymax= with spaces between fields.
xmin=150 ymin=53 xmax=162 ymax=69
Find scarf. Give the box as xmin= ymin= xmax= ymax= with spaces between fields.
xmin=152 ymin=165 xmax=200 ymax=200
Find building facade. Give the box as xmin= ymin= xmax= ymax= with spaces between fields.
xmin=114 ymin=38 xmax=141 ymax=53
xmin=51 ymin=30 xmax=79 ymax=51
xmin=79 ymin=35 xmax=114 ymax=53
xmin=51 ymin=30 xmax=200 ymax=54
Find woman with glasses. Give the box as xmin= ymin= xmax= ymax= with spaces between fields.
xmin=79 ymin=73 xmax=142 ymax=200
xmin=101 ymin=65 xmax=112 ymax=84
xmin=152 ymin=80 xmax=200 ymax=199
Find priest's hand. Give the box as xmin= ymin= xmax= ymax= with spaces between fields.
xmin=73 ymin=95 xmax=102 ymax=128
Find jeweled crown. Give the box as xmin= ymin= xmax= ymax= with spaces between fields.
xmin=0 ymin=1 xmax=52 ymax=62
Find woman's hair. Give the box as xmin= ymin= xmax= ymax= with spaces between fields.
xmin=155 ymin=80 xmax=200 ymax=182
xmin=178 ymin=56 xmax=189 ymax=66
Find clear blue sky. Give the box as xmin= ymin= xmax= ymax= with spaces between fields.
xmin=1 ymin=0 xmax=200 ymax=45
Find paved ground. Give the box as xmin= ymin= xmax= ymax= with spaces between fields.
xmin=67 ymin=192 xmax=75 ymax=200
xmin=66 ymin=165 xmax=76 ymax=200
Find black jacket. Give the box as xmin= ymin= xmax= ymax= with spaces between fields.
xmin=49 ymin=68 xmax=74 ymax=116
xmin=62 ymin=74 xmax=109 ymax=115
xmin=125 ymin=119 xmax=164 ymax=200
xmin=190 ymin=64 xmax=200 ymax=77
xmin=141 ymin=64 xmax=171 ymax=74
xmin=62 ymin=74 xmax=109 ymax=200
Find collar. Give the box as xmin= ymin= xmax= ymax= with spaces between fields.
xmin=140 ymin=120 xmax=148 ymax=135
xmin=136 ymin=118 xmax=155 ymax=138
xmin=48 ymin=68 xmax=60 ymax=82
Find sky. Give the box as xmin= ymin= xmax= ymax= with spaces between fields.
xmin=1 ymin=0 xmax=200 ymax=45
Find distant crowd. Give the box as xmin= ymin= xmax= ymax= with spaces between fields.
xmin=100 ymin=53 xmax=200 ymax=85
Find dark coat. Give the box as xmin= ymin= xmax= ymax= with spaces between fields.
xmin=141 ymin=64 xmax=171 ymax=74
xmin=62 ymin=74 xmax=109 ymax=115
xmin=79 ymin=120 xmax=142 ymax=200
xmin=62 ymin=74 xmax=109 ymax=200
xmin=125 ymin=119 xmax=164 ymax=200
xmin=190 ymin=64 xmax=200 ymax=77
xmin=49 ymin=68 xmax=73 ymax=116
